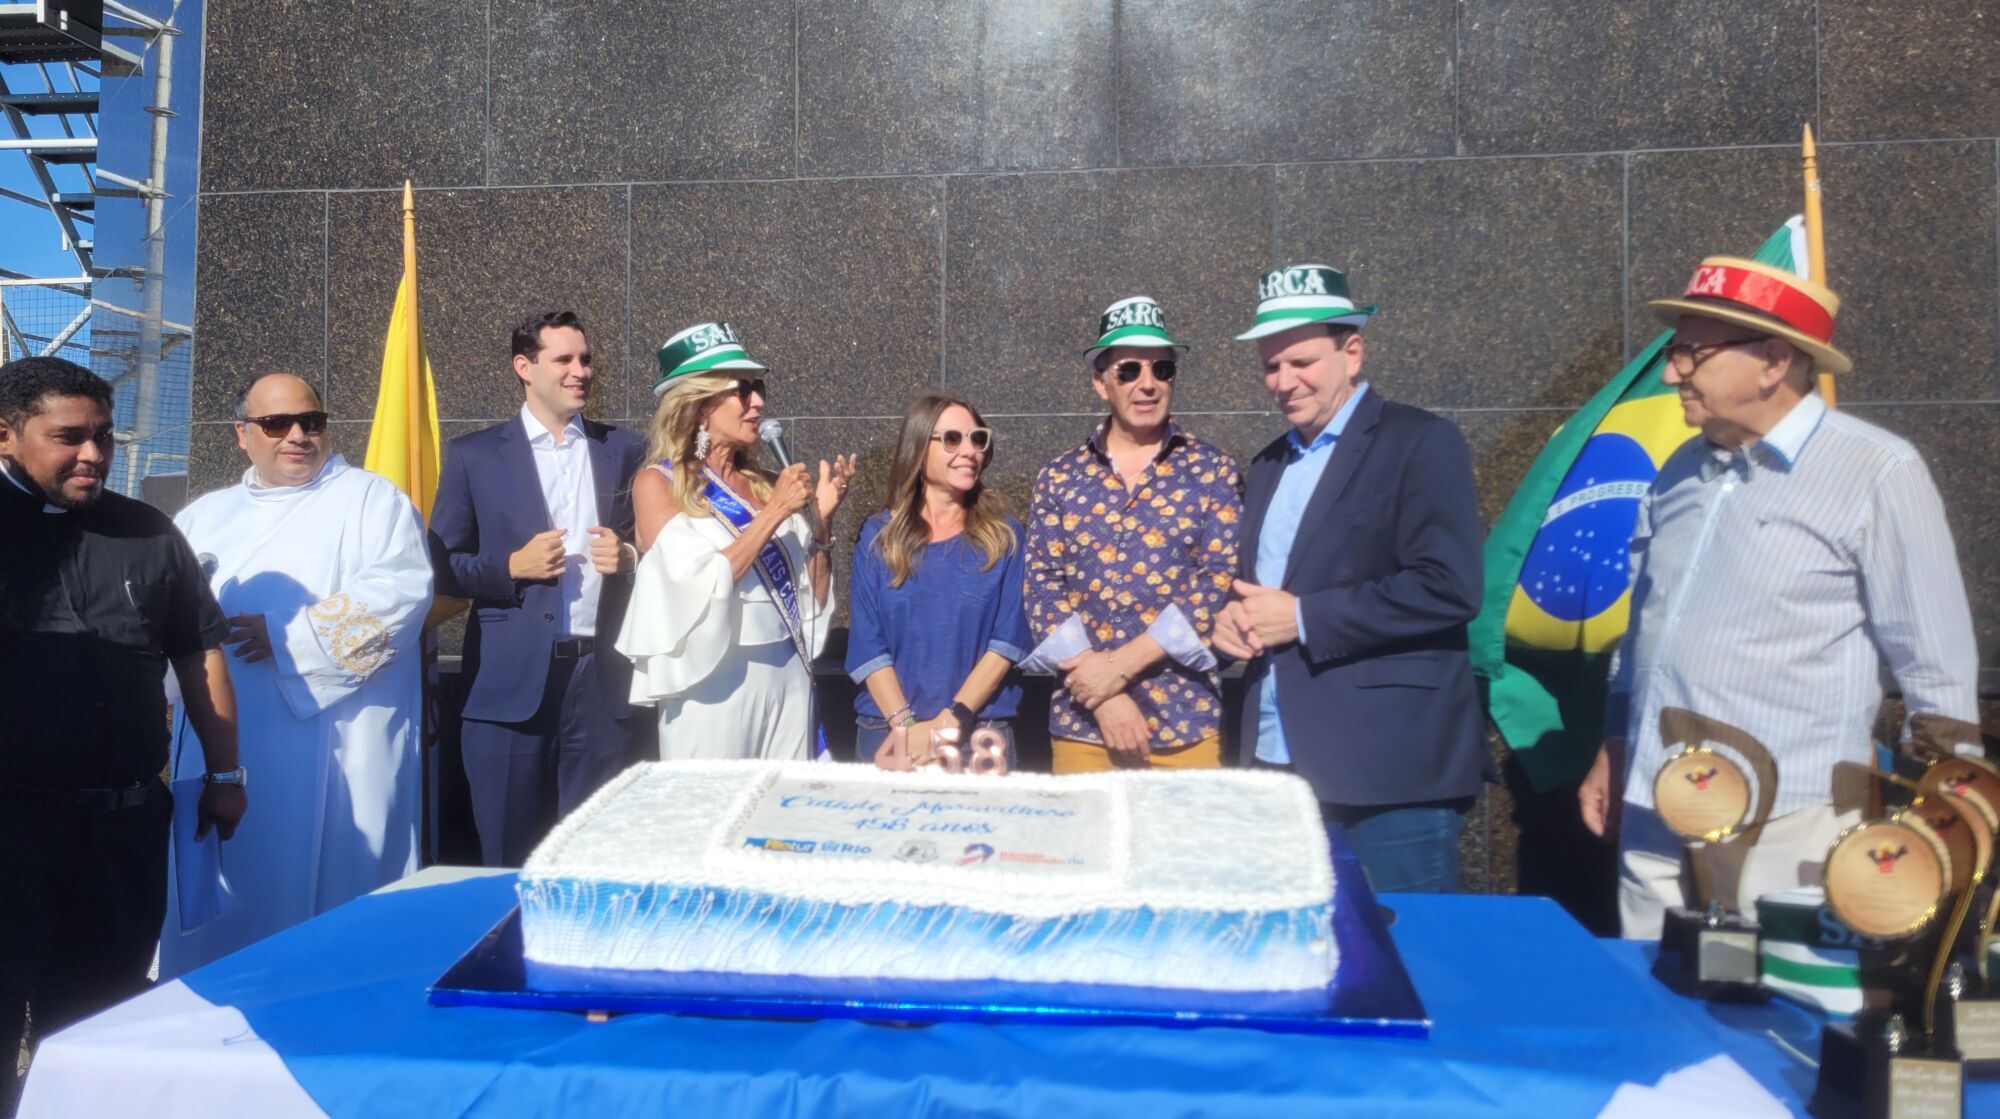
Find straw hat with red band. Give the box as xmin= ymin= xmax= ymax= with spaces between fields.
xmin=1648 ymin=256 xmax=1851 ymax=375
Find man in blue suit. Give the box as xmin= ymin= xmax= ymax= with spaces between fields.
xmin=1213 ymin=266 xmax=1489 ymax=893
xmin=429 ymin=311 xmax=647 ymax=866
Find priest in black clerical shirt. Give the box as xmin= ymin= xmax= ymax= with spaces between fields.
xmin=0 ymin=356 xmax=246 ymax=1110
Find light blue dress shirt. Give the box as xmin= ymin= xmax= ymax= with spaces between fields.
xmin=1606 ymin=391 xmax=1981 ymax=819
xmin=1254 ymin=384 xmax=1369 ymax=764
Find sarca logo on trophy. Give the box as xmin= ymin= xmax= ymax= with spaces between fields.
xmin=1649 ymin=707 xmax=1778 ymax=1000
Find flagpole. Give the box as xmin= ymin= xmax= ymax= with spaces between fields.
xmin=1802 ymin=124 xmax=1836 ymax=408
xmin=401 ymin=181 xmax=431 ymax=515
xmin=402 ymin=180 xmax=440 ymax=867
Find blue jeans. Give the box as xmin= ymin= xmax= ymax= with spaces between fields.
xmin=1322 ymin=799 xmax=1472 ymax=894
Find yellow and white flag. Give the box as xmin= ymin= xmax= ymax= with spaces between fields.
xmin=364 ymin=180 xmax=442 ymax=523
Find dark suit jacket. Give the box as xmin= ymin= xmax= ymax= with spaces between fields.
xmin=1237 ymin=388 xmax=1490 ymax=806
xmin=428 ymin=414 xmax=647 ymax=724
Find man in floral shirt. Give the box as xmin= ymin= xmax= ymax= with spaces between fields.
xmin=1024 ymin=297 xmax=1242 ymax=772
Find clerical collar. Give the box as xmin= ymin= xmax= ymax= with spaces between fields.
xmin=0 ymin=459 xmax=67 ymax=514
xmin=244 ymin=453 xmax=346 ymax=496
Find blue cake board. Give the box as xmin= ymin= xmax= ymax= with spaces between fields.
xmin=428 ymin=825 xmax=1429 ymax=1038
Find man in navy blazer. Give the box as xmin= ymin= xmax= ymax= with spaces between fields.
xmin=1214 ymin=265 xmax=1489 ymax=893
xmin=429 ymin=311 xmax=647 ymax=866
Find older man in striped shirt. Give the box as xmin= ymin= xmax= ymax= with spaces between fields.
xmin=1578 ymin=256 xmax=1981 ymax=939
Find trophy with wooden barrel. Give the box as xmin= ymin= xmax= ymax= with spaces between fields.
xmin=1907 ymin=715 xmax=2000 ymax=1077
xmin=1650 ymin=707 xmax=1779 ymax=999
xmin=1809 ymin=740 xmax=1992 ymax=1118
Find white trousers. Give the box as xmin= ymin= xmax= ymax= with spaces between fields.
xmin=1617 ymin=801 xmax=1858 ymax=940
xmin=655 ymin=640 xmax=814 ymax=762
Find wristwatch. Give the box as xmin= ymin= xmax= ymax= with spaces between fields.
xmin=947 ymin=702 xmax=976 ymax=736
xmin=203 ymin=766 xmax=248 ymax=789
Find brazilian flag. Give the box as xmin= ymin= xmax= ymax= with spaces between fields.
xmin=1471 ymin=218 xmax=1809 ymax=792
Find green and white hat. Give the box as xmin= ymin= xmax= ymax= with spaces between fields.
xmin=1754 ymin=888 xmax=1867 ymax=1018
xmin=1083 ymin=296 xmax=1187 ymax=363
xmin=653 ymin=321 xmax=765 ymax=395
xmin=1235 ymin=264 xmax=1377 ymax=340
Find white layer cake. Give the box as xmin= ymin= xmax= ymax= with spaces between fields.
xmin=517 ymin=761 xmax=1338 ymax=1002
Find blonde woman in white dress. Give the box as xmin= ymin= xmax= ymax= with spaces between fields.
xmin=616 ymin=322 xmax=856 ymax=760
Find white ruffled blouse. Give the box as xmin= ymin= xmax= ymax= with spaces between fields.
xmin=615 ymin=494 xmax=833 ymax=705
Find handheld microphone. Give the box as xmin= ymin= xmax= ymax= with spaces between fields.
xmin=757 ymin=418 xmax=795 ymax=469
xmin=758 ymin=417 xmax=815 ymax=525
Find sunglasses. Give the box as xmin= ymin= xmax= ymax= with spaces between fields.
xmin=731 ymin=378 xmax=767 ymax=402
xmin=1112 ymin=359 xmax=1177 ymax=384
xmin=241 ymin=411 xmax=329 ymax=437
xmin=930 ymin=427 xmax=994 ymax=453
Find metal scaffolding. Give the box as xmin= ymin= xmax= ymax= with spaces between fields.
xmin=3 ymin=2 xmax=191 ymax=497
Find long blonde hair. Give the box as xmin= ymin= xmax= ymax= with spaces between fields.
xmin=641 ymin=372 xmax=772 ymax=518
xmin=877 ymin=394 xmax=1013 ymax=587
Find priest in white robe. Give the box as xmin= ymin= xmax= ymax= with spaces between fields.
xmin=160 ymin=372 xmax=432 ymax=977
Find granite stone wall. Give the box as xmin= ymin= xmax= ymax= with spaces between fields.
xmin=189 ymin=1 xmax=2000 ymax=902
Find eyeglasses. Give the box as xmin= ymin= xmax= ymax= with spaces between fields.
xmin=731 ymin=378 xmax=767 ymax=402
xmin=241 ymin=411 xmax=329 ymax=437
xmin=930 ymin=427 xmax=994 ymax=453
xmin=1111 ymin=358 xmax=1177 ymax=384
xmin=1663 ymin=337 xmax=1769 ymax=376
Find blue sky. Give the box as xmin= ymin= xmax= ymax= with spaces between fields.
xmin=1 ymin=60 xmax=98 ymax=280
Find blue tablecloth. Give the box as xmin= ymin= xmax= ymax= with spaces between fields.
xmin=157 ymin=877 xmax=1994 ymax=1117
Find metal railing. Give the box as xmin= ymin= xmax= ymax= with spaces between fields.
xmin=1 ymin=277 xmax=191 ymax=495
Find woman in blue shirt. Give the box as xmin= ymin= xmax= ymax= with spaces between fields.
xmin=847 ymin=394 xmax=1030 ymax=766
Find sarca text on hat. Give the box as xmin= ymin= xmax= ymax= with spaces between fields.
xmin=1258 ymin=267 xmax=1334 ymax=301
xmin=1103 ymin=300 xmax=1166 ymax=332
xmin=676 ymin=322 xmax=739 ymax=353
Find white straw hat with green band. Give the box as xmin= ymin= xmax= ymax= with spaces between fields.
xmin=653 ymin=321 xmax=765 ymax=395
xmin=1236 ymin=264 xmax=1377 ymax=340
xmin=1083 ymin=296 xmax=1187 ymax=363
xmin=1754 ymin=888 xmax=1866 ymax=1017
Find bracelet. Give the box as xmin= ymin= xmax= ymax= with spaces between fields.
xmin=809 ymin=533 xmax=837 ymax=557
xmin=887 ymin=703 xmax=915 ymax=727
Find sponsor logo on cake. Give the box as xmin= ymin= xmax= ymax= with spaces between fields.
xmin=744 ymin=836 xmax=818 ymax=854
xmin=1685 ymin=765 xmax=1717 ymax=792
xmin=895 ymin=840 xmax=940 ymax=864
xmin=958 ymin=843 xmax=995 ymax=865
xmin=996 ymin=850 xmax=1085 ymax=867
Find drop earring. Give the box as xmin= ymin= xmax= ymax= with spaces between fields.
xmin=693 ymin=427 xmax=710 ymax=462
